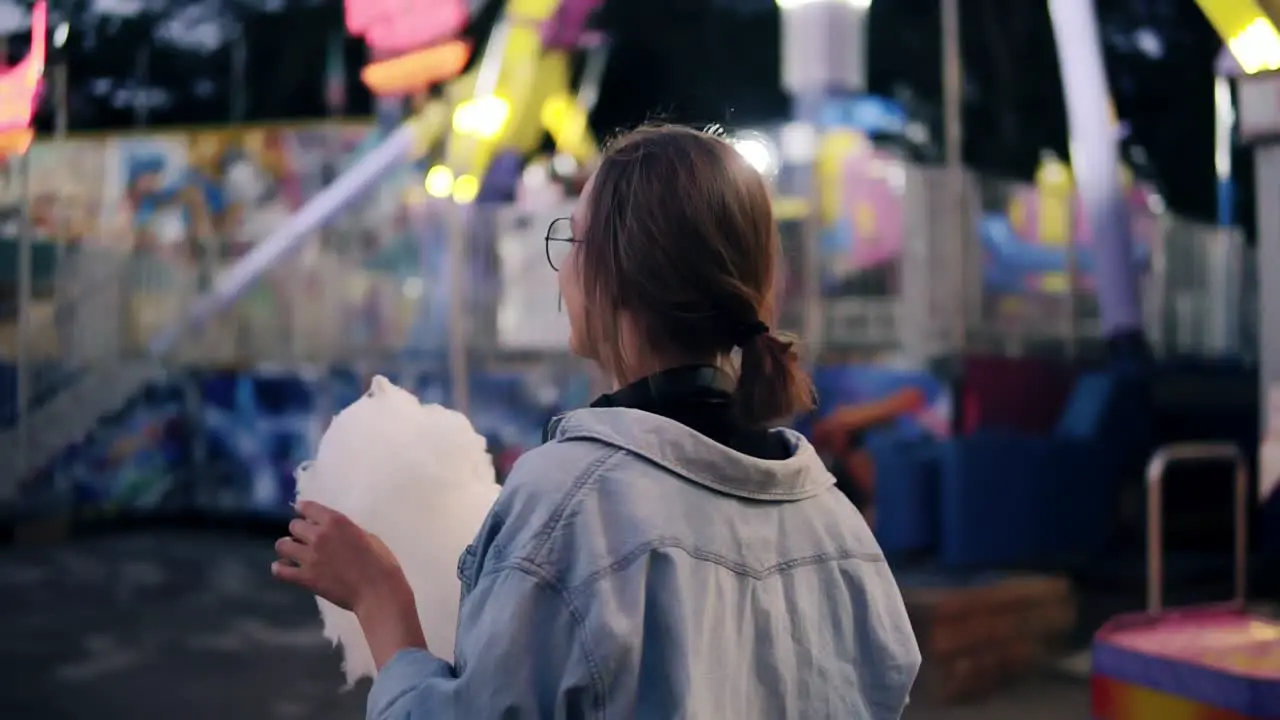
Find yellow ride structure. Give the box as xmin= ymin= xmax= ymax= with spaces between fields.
xmin=389 ymin=0 xmax=605 ymax=203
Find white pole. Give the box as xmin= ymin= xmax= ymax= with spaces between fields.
xmin=776 ymin=0 xmax=870 ymax=361
xmin=1047 ymin=0 xmax=1143 ymax=341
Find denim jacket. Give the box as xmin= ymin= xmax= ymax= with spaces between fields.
xmin=368 ymin=407 xmax=920 ymax=719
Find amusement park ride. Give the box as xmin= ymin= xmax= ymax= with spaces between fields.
xmin=348 ymin=0 xmax=606 ymax=203
xmin=147 ymin=0 xmax=608 ymax=355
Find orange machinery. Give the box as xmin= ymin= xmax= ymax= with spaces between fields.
xmin=811 ymin=387 xmax=927 ymax=511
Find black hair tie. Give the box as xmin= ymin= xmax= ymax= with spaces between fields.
xmin=733 ymin=320 xmax=770 ymax=348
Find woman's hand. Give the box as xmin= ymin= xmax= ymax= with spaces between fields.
xmin=272 ymin=501 xmax=409 ymax=616
xmin=275 ymin=501 xmax=428 ymax=669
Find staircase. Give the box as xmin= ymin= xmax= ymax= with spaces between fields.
xmin=0 ymin=248 xmax=169 ymax=503
xmin=0 ymin=360 xmax=162 ymax=501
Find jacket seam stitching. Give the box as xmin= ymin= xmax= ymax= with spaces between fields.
xmin=570 ymin=542 xmax=885 ymax=597
xmin=509 ymin=560 xmax=609 ymax=719
xmin=457 ymin=507 xmax=508 ymax=597
xmin=526 ymin=445 xmax=622 ymax=566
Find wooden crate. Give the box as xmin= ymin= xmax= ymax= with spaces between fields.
xmin=902 ymin=573 xmax=1075 ymax=703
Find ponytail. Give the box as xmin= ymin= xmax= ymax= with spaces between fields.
xmin=734 ymin=330 xmax=816 ymax=427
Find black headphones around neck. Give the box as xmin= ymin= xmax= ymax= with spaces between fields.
xmin=543 ymin=365 xmax=736 ymax=444
xmin=592 ymin=365 xmax=736 ymax=410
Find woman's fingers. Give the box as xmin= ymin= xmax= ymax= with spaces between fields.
xmin=295 ymin=500 xmax=339 ymax=524
xmin=288 ymin=517 xmax=318 ymax=544
xmin=270 ymin=561 xmax=306 ymax=584
xmin=275 ymin=536 xmax=312 ymax=565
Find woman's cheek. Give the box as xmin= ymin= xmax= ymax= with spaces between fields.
xmin=561 ymin=259 xmax=590 ymax=357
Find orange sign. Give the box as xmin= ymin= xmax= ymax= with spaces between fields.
xmin=360 ymin=40 xmax=471 ymax=96
xmin=345 ymin=0 xmax=471 ymax=96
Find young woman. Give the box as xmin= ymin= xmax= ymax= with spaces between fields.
xmin=273 ymin=125 xmax=920 ymax=718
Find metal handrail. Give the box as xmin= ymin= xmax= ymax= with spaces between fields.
xmin=1145 ymin=441 xmax=1249 ymax=615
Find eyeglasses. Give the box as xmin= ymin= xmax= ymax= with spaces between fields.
xmin=545 ymin=217 xmax=579 ymax=271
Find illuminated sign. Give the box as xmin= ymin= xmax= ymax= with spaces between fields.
xmin=360 ymin=40 xmax=471 ymax=96
xmin=345 ymin=0 xmax=472 ymax=96
xmin=1195 ymin=0 xmax=1280 ymax=74
xmin=0 ymin=1 xmax=46 ymax=156
xmin=345 ymin=0 xmax=468 ymax=54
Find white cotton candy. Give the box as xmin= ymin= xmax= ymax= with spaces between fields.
xmin=295 ymin=375 xmax=500 ymax=685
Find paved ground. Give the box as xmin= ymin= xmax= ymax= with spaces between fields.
xmin=0 ymin=531 xmax=1089 ymax=720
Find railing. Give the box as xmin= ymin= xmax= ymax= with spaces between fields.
xmin=965 ymin=170 xmax=1252 ymax=359
xmin=814 ymin=161 xmax=1255 ymax=361
xmin=1144 ymin=442 xmax=1249 ymax=614
xmin=0 ymin=244 xmax=133 ymax=420
xmin=0 ymin=130 xmax=1259 ymax=505
xmin=0 ymin=187 xmax=1255 ymax=371
xmin=0 ymin=124 xmax=1256 ymax=374
xmin=1153 ymin=220 xmax=1254 ymax=359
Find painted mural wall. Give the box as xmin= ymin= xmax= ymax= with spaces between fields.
xmin=15 ymin=365 xmax=596 ymax=519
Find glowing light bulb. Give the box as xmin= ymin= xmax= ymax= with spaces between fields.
xmin=1194 ymin=0 xmax=1280 ymax=75
xmin=730 ymin=131 xmax=780 ymax=178
xmin=452 ymin=96 xmax=512 ymax=141
xmin=1228 ymin=17 xmax=1280 ymax=74
xmin=452 ymin=174 xmax=480 ymax=204
xmin=424 ymin=165 xmax=455 ymax=199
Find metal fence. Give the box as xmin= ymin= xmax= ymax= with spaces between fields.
xmin=1153 ymin=219 xmax=1255 ymax=359
xmin=0 ymin=127 xmax=1261 ymax=505
xmin=0 ymin=162 xmax=1258 ymax=424
xmin=815 ymin=162 xmax=1256 ymax=361
xmin=969 ymin=171 xmax=1255 ymax=360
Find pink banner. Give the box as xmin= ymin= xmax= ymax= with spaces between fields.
xmin=0 ymin=1 xmax=45 ymax=151
xmin=841 ymin=149 xmax=904 ymax=271
xmin=345 ymin=0 xmax=467 ymax=53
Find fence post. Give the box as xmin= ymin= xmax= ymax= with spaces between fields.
xmin=15 ymin=149 xmax=31 ymax=481
xmin=447 ymin=202 xmax=470 ymax=414
xmin=899 ymin=163 xmax=932 ymax=361
xmin=942 ymin=0 xmax=967 ymax=352
xmin=1146 ymin=213 xmax=1170 ymax=356
xmin=1206 ymin=225 xmax=1242 ymax=356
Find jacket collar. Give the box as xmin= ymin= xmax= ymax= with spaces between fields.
xmin=544 ymin=407 xmax=833 ymax=502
